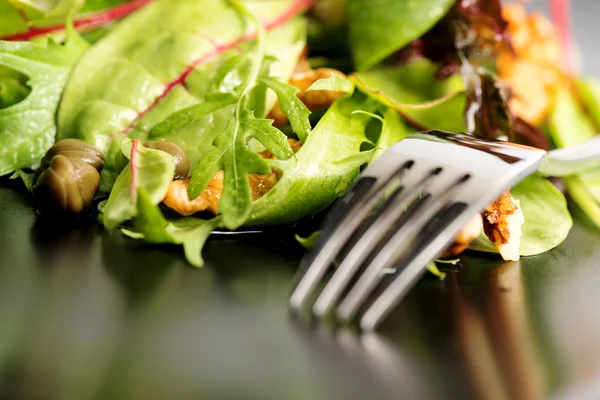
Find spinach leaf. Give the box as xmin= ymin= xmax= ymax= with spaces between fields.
xmin=352 ymin=59 xmax=466 ymax=132
xmin=469 ymin=176 xmax=572 ymax=256
xmin=102 ymin=139 xmax=175 ymax=229
xmin=247 ymin=93 xmax=380 ymax=225
xmin=122 ymin=189 xmax=219 ymax=267
xmin=348 ymin=0 xmax=455 ymax=70
xmin=0 ymin=26 xmax=88 ymax=176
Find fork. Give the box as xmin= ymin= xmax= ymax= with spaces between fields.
xmin=289 ymin=130 xmax=600 ymax=330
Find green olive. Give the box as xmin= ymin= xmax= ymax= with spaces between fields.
xmin=144 ymin=140 xmax=190 ymax=179
xmin=34 ymin=155 xmax=101 ymax=213
xmin=40 ymin=138 xmax=105 ymax=173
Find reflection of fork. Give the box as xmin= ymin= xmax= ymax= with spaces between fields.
xmin=453 ymin=261 xmax=546 ymax=400
xmin=290 ymin=130 xmax=600 ymax=329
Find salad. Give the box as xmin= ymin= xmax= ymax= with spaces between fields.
xmin=0 ymin=0 xmax=595 ymax=269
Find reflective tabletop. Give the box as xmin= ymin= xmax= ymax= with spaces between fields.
xmin=3 ymin=1 xmax=600 ymax=398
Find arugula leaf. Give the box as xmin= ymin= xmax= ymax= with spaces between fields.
xmin=306 ymin=73 xmax=355 ymax=95
xmin=56 ymin=1 xmax=307 ymax=196
xmin=0 ymin=25 xmax=88 ymax=176
xmin=426 ymin=262 xmax=447 ymax=280
xmin=262 ymin=76 xmax=312 ymax=141
xmin=102 ymin=139 xmax=175 ymax=229
xmin=469 ymin=176 xmax=572 ymax=256
xmin=186 ymin=5 xmax=298 ymax=230
xmin=122 ymin=188 xmax=219 ymax=267
xmin=188 ymin=107 xmax=293 ymax=229
xmin=352 ymin=59 xmax=466 ymax=132
xmin=348 ymin=0 xmax=455 ymax=70
xmin=295 ymin=230 xmax=321 ymax=249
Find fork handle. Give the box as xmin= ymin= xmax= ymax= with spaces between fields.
xmin=540 ymin=135 xmax=600 ymax=177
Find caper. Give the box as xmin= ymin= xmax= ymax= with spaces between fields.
xmin=144 ymin=140 xmax=190 ymax=179
xmin=34 ymin=155 xmax=101 ymax=213
xmin=39 ymin=138 xmax=105 ymax=173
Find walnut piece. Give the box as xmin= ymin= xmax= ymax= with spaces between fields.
xmin=497 ymin=3 xmax=567 ymax=125
xmin=482 ymin=190 xmax=524 ymax=261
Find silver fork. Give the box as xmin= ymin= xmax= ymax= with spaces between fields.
xmin=289 ymin=130 xmax=600 ymax=330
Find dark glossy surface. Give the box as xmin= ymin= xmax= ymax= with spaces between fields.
xmin=2 ymin=175 xmax=600 ymax=399
xmin=4 ymin=1 xmax=600 ymax=398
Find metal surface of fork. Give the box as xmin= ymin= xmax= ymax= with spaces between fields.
xmin=289 ymin=130 xmax=553 ymax=330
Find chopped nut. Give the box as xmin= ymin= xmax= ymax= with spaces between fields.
xmin=260 ymin=138 xmax=303 ymax=159
xmin=161 ymin=139 xmax=301 ymax=216
xmin=444 ymin=213 xmax=484 ymax=257
xmin=162 ymin=173 xmax=223 ymax=216
xmin=483 ymin=190 xmax=524 ymax=261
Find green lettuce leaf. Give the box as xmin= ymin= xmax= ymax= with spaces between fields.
xmin=469 ymin=176 xmax=572 ymax=256
xmin=352 ymin=59 xmax=466 ymax=132
xmin=57 ymin=0 xmax=307 ymax=193
xmin=122 ymin=189 xmax=219 ymax=267
xmin=332 ymin=107 xmax=409 ymax=169
xmin=57 ymin=0 xmax=306 ymax=153
xmin=549 ymin=83 xmax=600 ymax=227
xmin=102 ymin=139 xmax=175 ymax=229
xmin=0 ymin=0 xmax=149 ymax=42
xmin=7 ymin=0 xmax=85 ymax=26
xmin=348 ymin=0 xmax=455 ymax=70
xmin=247 ymin=92 xmax=380 ymax=225
xmin=0 ymin=26 xmax=88 ymax=176
xmin=0 ymin=65 xmax=30 ymax=108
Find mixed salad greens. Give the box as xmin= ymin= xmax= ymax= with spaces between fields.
xmin=0 ymin=0 xmax=596 ymax=268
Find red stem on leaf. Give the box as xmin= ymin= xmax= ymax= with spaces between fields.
xmin=110 ymin=0 xmax=314 ymax=138
xmin=130 ymin=139 xmax=141 ymax=202
xmin=1 ymin=0 xmax=153 ymax=41
xmin=549 ymin=0 xmax=574 ymax=74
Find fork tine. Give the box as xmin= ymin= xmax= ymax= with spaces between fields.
xmin=288 ymin=158 xmax=413 ymax=311
xmin=311 ymin=166 xmax=442 ymax=317
xmin=359 ymin=200 xmax=477 ymax=330
xmin=336 ymin=172 xmax=471 ymax=323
